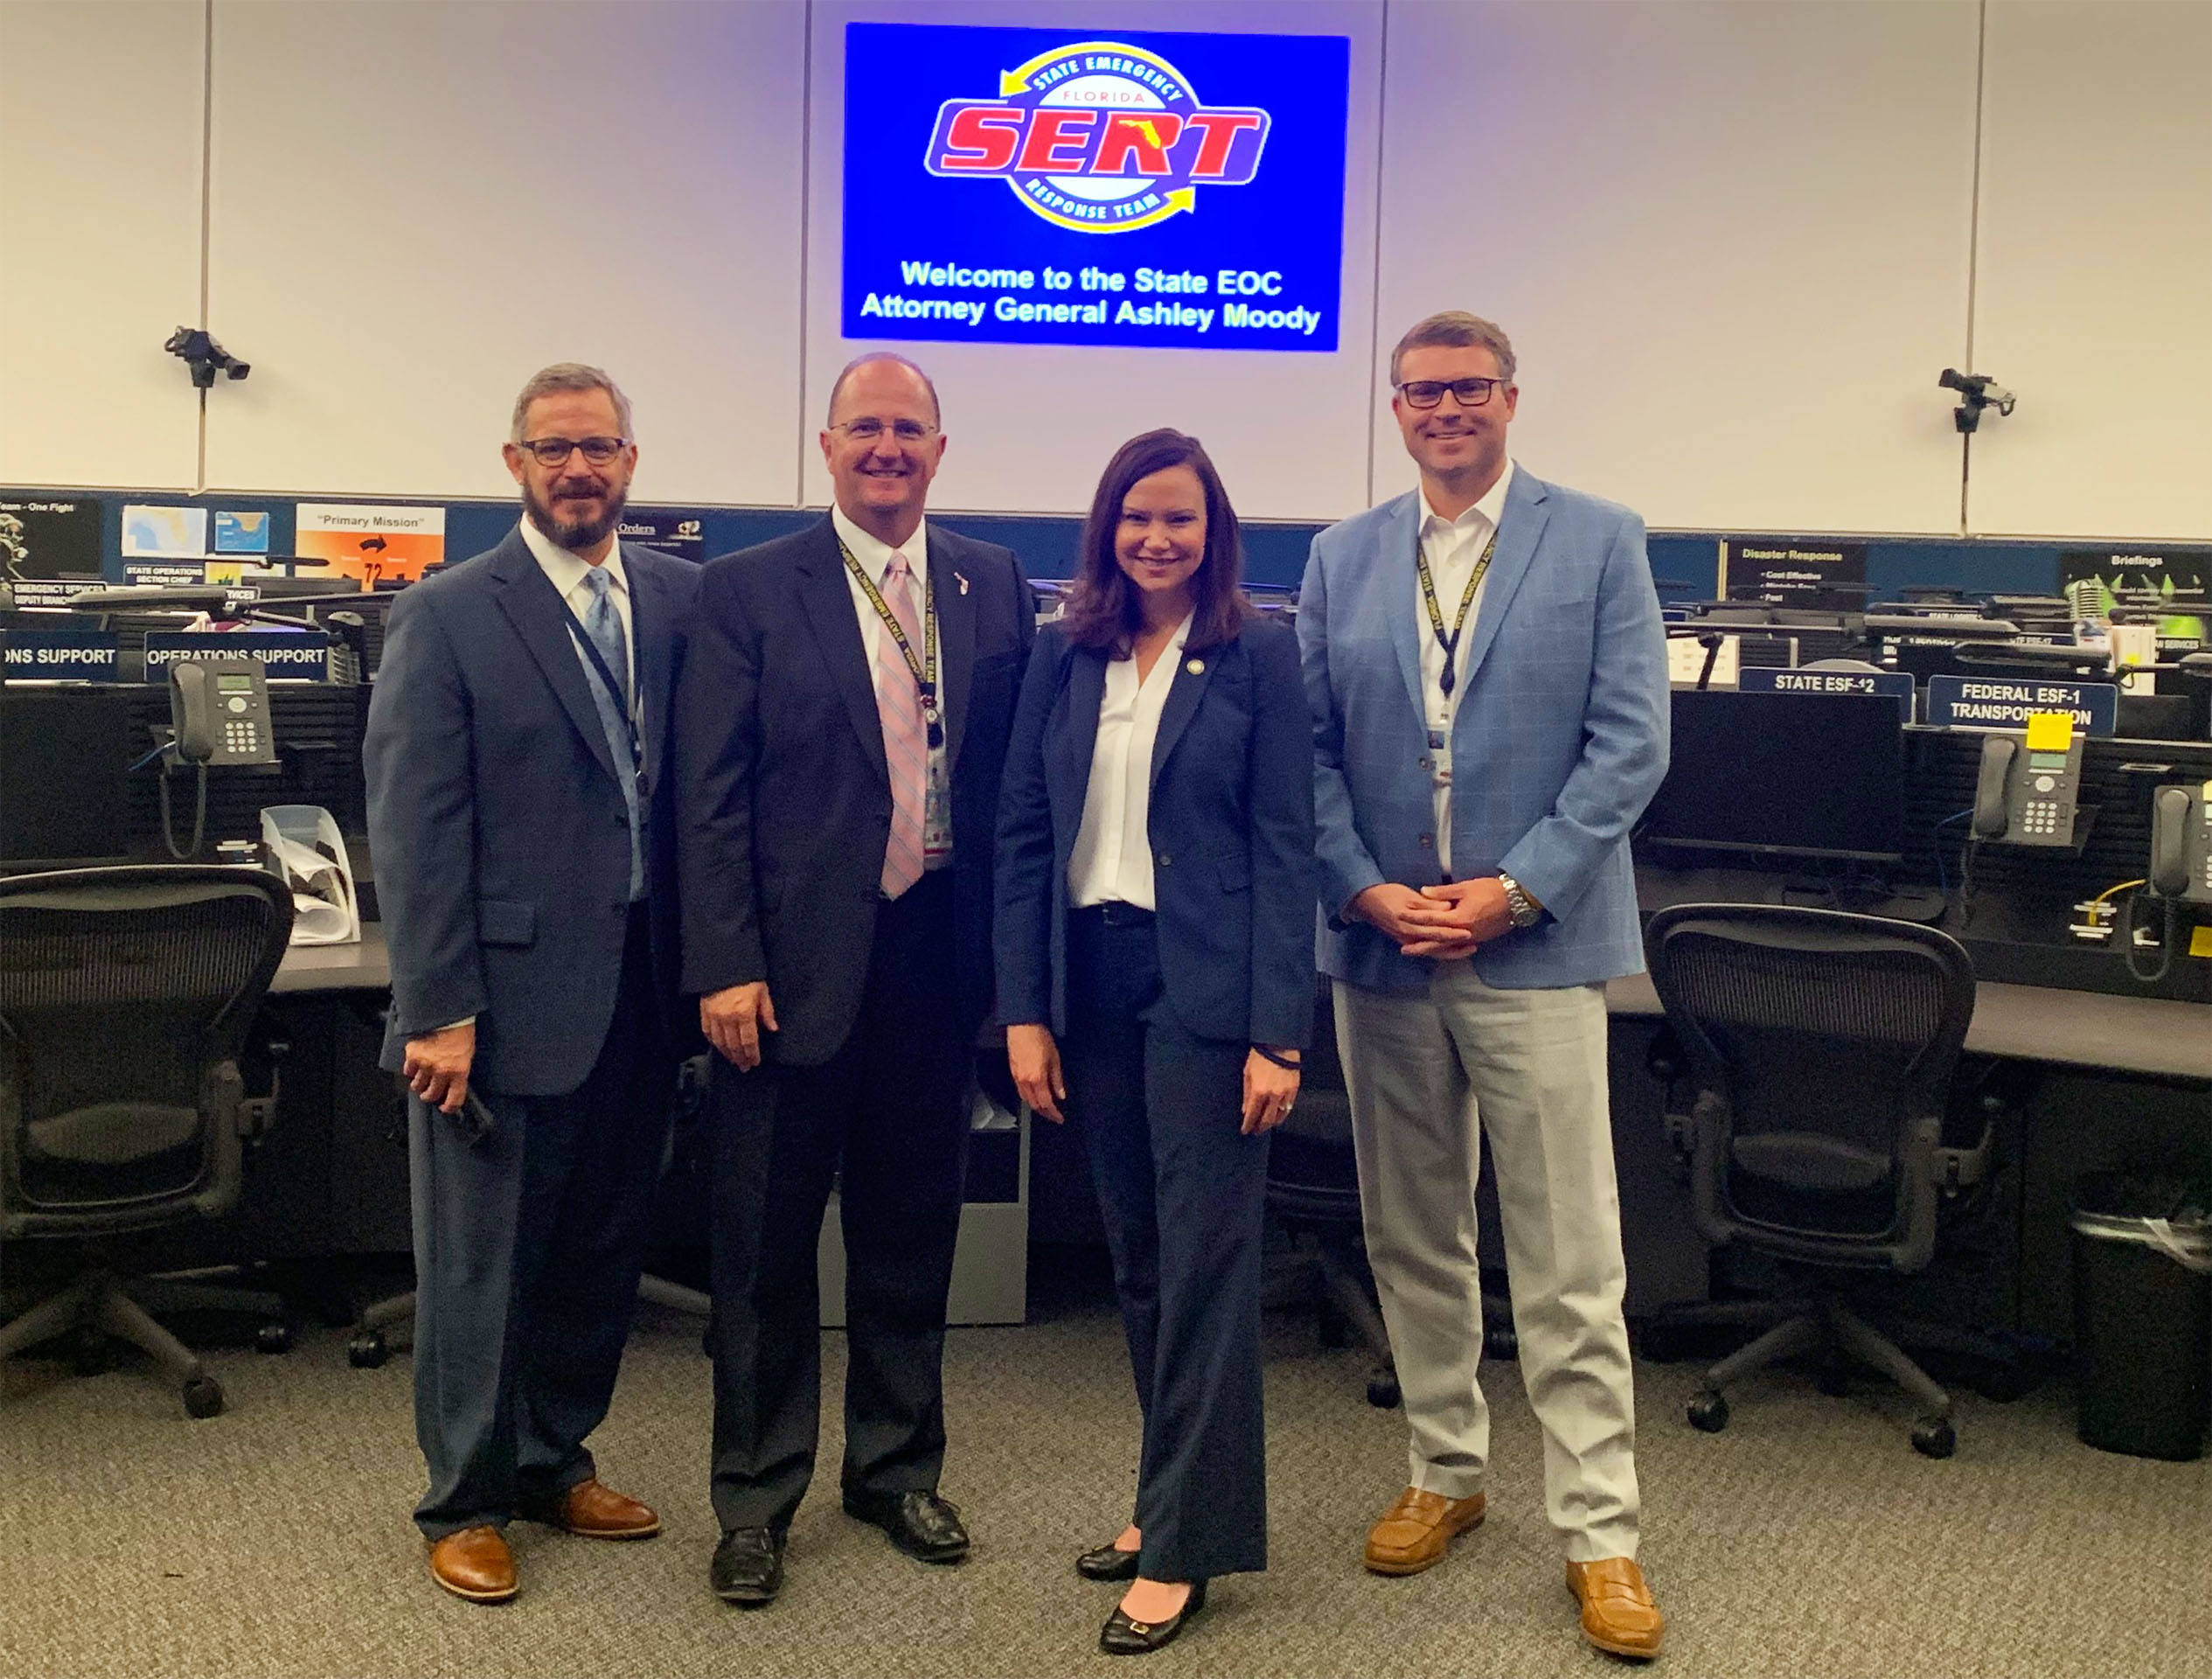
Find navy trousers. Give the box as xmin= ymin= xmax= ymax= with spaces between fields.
xmin=1061 ymin=903 xmax=1270 ymax=1581
xmin=707 ymin=867 xmax=970 ymax=1536
xmin=409 ymin=902 xmax=671 ymax=1540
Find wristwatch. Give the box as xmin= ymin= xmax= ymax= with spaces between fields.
xmin=1497 ymin=874 xmax=1543 ymax=930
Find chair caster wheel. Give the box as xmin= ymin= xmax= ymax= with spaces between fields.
xmin=1484 ymin=1326 xmax=1519 ymax=1362
xmin=72 ymin=1325 xmax=109 ymax=1377
xmin=1910 ymin=1417 xmax=1956 ymax=1460
xmin=255 ymin=1322 xmax=293 ymax=1355
xmin=1366 ymin=1372 xmax=1401 ymax=1409
xmin=347 ymin=1332 xmax=388 ymax=1369
xmin=1687 ymin=1390 xmax=1729 ymax=1432
xmin=183 ymin=1376 xmax=224 ymax=1419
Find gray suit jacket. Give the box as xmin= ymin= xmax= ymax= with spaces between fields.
xmin=364 ymin=526 xmax=699 ymax=1095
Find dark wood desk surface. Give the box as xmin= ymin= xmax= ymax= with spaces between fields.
xmin=271 ymin=923 xmax=389 ymax=993
xmin=1605 ymin=972 xmax=2212 ymax=1083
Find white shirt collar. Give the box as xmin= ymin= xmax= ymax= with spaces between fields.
xmin=831 ymin=503 xmax=929 ymax=588
xmin=1420 ymin=458 xmax=1515 ymax=538
xmin=519 ymin=514 xmax=627 ymax=602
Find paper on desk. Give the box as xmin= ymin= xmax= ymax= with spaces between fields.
xmin=260 ymin=805 xmax=360 ymax=946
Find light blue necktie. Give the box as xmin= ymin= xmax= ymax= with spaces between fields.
xmin=578 ymin=567 xmax=643 ymax=901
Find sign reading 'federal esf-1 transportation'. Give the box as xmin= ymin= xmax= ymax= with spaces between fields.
xmin=843 ymin=24 xmax=1350 ymax=352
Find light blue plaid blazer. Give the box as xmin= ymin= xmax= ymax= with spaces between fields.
xmin=1297 ymin=469 xmax=1670 ymax=995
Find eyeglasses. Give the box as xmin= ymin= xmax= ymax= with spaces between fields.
xmin=518 ymin=435 xmax=630 ymax=467
xmin=831 ymin=418 xmax=939 ymax=444
xmin=1395 ymin=378 xmax=1507 ymax=410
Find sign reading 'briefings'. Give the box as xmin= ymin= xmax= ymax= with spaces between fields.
xmin=842 ymin=24 xmax=1350 ymax=352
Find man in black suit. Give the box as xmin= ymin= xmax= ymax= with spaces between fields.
xmin=678 ymin=353 xmax=1034 ymax=1605
xmin=365 ymin=363 xmax=699 ymax=1603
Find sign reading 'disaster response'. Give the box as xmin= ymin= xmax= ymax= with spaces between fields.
xmin=842 ymin=24 xmax=1349 ymax=352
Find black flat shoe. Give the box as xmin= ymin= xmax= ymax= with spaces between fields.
xmin=1101 ymin=1580 xmax=1207 ymax=1655
xmin=1075 ymin=1539 xmax=1143 ymax=1581
xmin=710 ymin=1527 xmax=784 ymax=1606
xmin=841 ymin=1487 xmax=970 ymax=1564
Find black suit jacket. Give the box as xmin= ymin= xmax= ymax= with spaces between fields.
xmin=994 ymin=615 xmax=1317 ymax=1049
xmin=677 ymin=517 xmax=1034 ymax=1068
xmin=364 ymin=527 xmax=699 ymax=1095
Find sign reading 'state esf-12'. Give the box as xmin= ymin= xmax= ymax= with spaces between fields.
xmin=843 ymin=24 xmax=1349 ymax=352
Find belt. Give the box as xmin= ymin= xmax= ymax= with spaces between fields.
xmin=1072 ymin=901 xmax=1155 ymax=929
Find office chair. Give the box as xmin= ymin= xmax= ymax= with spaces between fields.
xmin=1643 ymin=903 xmax=1993 ymax=1458
xmin=0 ymin=866 xmax=295 ymax=1418
xmin=1266 ymin=985 xmax=1516 ymax=1410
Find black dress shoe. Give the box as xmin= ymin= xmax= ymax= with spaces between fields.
xmin=1075 ymin=1539 xmax=1143 ymax=1581
xmin=1101 ymin=1580 xmax=1207 ymax=1655
xmin=710 ymin=1527 xmax=784 ymax=1605
xmin=841 ymin=1488 xmax=970 ymax=1563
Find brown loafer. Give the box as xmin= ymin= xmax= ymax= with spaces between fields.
xmin=525 ymin=1478 xmax=662 ymax=1540
xmin=428 ymin=1525 xmax=518 ymax=1603
xmin=1567 ymin=1557 xmax=1665 ymax=1659
xmin=1363 ymin=1487 xmax=1485 ymax=1576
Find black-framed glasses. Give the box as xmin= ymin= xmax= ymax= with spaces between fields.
xmin=831 ymin=417 xmax=939 ymax=444
xmin=1395 ymin=377 xmax=1507 ymax=409
xmin=518 ymin=435 xmax=630 ymax=466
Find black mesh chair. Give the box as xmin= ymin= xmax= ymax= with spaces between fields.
xmin=1644 ymin=902 xmax=1992 ymax=1458
xmin=0 ymin=866 xmax=293 ymax=1418
xmin=1266 ymin=984 xmax=1516 ymax=1410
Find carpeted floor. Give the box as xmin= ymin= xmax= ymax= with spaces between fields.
xmin=1 ymin=1254 xmax=2205 ymax=1679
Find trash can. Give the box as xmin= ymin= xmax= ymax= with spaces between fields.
xmin=2070 ymin=1174 xmax=2212 ymax=1461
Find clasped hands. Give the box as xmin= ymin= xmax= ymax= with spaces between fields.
xmin=1006 ymin=1023 xmax=1299 ymax=1136
xmin=1352 ymin=877 xmax=1516 ymax=959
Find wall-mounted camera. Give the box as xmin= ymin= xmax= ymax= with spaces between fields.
xmin=1938 ymin=367 xmax=2014 ymax=434
xmin=164 ymin=326 xmax=251 ymax=389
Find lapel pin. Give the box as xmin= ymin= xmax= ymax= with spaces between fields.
xmin=954 ymin=570 xmax=970 ymax=596
xmin=1186 ymin=657 xmax=1206 ymax=675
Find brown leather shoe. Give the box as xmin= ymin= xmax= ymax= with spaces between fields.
xmin=525 ymin=1478 xmax=662 ymax=1539
xmin=428 ymin=1525 xmax=518 ymax=1603
xmin=1567 ymin=1557 xmax=1665 ymax=1659
xmin=1362 ymin=1487 xmax=1486 ymax=1576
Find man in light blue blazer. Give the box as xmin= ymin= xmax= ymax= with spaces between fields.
xmin=1299 ymin=313 xmax=1670 ymax=1660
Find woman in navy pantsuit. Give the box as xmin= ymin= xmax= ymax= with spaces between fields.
xmin=996 ymin=429 xmax=1317 ymax=1655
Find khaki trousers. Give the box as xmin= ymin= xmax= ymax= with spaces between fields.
xmin=1336 ymin=965 xmax=1640 ymax=1561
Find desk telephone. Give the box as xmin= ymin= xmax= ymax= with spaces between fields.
xmin=1971 ymin=728 xmax=2083 ymax=847
xmin=170 ymin=658 xmax=277 ymax=768
xmin=2147 ymin=784 xmax=2212 ymax=904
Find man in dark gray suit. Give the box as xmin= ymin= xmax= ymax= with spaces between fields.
xmin=365 ymin=363 xmax=699 ymax=1604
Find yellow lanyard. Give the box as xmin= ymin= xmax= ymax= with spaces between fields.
xmin=1415 ymin=526 xmax=1498 ymax=700
xmin=839 ymin=538 xmax=942 ymax=748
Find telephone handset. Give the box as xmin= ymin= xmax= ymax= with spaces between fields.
xmin=1970 ymin=728 xmax=2083 ymax=846
xmin=2146 ymin=783 xmax=2212 ymax=903
xmin=169 ymin=658 xmax=277 ymax=768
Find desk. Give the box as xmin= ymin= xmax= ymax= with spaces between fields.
xmin=1605 ymin=973 xmax=2212 ymax=1083
xmin=272 ymin=924 xmax=389 ymax=993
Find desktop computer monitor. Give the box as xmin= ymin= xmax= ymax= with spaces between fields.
xmin=0 ymin=688 xmax=135 ymax=868
xmin=1643 ymin=687 xmax=1908 ymax=863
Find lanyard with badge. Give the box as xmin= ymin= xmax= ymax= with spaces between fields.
xmin=838 ymin=537 xmax=943 ymax=748
xmin=567 ymin=616 xmax=646 ymax=800
xmin=1415 ymin=524 xmax=1499 ymax=700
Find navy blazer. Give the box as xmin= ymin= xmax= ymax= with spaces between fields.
xmin=364 ymin=527 xmax=699 ymax=1096
xmin=996 ymin=613 xmax=1317 ymax=1049
xmin=676 ymin=517 xmax=1034 ymax=1068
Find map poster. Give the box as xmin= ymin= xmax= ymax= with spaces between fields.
xmin=121 ymin=505 xmax=210 ymax=560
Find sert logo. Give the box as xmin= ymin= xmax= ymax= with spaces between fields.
xmin=923 ymin=40 xmax=1270 ymax=233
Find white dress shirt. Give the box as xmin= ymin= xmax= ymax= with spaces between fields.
xmin=1416 ymin=460 xmax=1514 ymax=878
xmin=519 ymin=514 xmax=637 ymax=721
xmin=831 ymin=503 xmax=951 ymax=866
xmin=1068 ymin=615 xmax=1193 ymax=912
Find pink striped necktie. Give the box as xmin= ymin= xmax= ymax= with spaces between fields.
xmin=874 ymin=551 xmax=928 ymax=898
